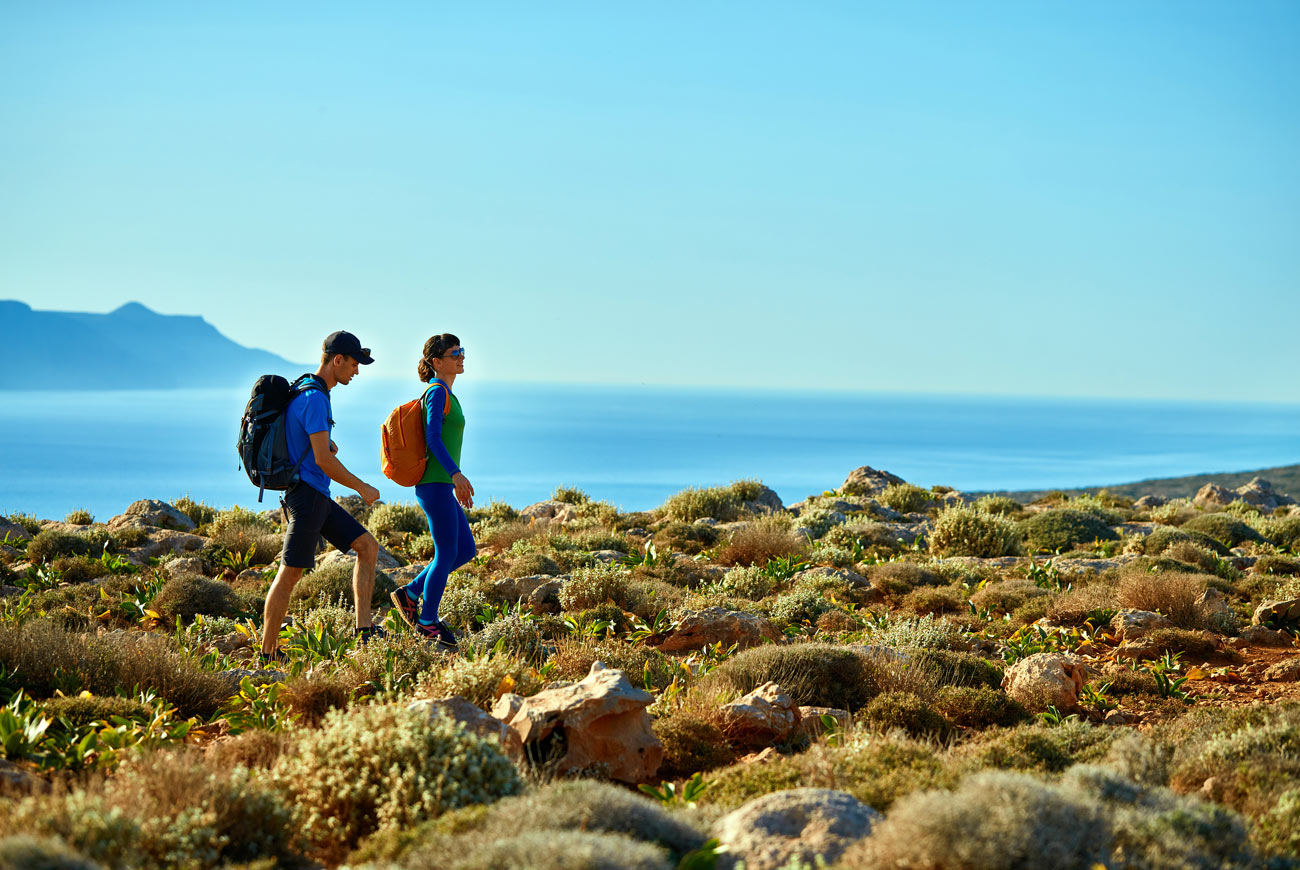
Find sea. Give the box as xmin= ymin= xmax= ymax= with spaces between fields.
xmin=2 ymin=381 xmax=1298 ymax=521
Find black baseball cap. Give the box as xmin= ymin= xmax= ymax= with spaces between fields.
xmin=322 ymin=330 xmax=374 ymax=364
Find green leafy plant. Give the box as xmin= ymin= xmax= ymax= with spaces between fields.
xmin=638 ymin=771 xmax=711 ymax=807
xmin=221 ymin=677 xmax=298 ymax=733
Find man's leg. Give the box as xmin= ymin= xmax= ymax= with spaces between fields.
xmin=262 ymin=564 xmax=305 ymax=654
xmin=350 ymin=532 xmax=379 ymax=629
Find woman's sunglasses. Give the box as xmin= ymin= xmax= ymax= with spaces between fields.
xmin=443 ymin=347 xmax=466 ymax=358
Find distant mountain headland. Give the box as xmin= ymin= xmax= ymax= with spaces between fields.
xmin=1 ymin=300 xmax=306 ymax=390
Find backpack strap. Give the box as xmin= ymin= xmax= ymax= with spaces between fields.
xmin=424 ymin=380 xmax=452 ymax=417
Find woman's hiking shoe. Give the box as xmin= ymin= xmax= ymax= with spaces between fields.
xmin=354 ymin=625 xmax=388 ymax=644
xmin=390 ymin=588 xmax=419 ymax=628
xmin=415 ymin=620 xmax=458 ymax=651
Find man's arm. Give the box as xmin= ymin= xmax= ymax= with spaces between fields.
xmin=309 ymin=431 xmax=379 ymax=504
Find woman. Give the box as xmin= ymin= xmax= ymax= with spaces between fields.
xmin=389 ymin=333 xmax=475 ymax=649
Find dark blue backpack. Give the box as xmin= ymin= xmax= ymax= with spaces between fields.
xmin=236 ymin=373 xmax=322 ymax=501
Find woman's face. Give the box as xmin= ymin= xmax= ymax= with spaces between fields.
xmin=438 ymin=345 xmax=465 ymax=377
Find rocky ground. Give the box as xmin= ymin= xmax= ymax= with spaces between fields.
xmin=1 ymin=467 xmax=1299 ymax=869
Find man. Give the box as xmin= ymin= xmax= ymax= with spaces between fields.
xmin=260 ymin=330 xmax=384 ymax=661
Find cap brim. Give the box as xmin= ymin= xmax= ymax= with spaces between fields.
xmin=357 ymin=350 xmax=374 ymax=365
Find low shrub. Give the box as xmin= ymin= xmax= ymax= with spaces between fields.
xmin=508 ymin=552 xmax=561 ymax=577
xmin=1261 ymin=515 xmax=1300 ymax=552
xmin=928 ymin=504 xmax=1022 ymax=558
xmin=367 ymin=501 xmax=428 ymax=546
xmin=767 ymin=588 xmax=836 ymax=625
xmin=551 ymin=639 xmax=674 ymax=690
xmin=1044 ymin=581 xmax=1118 ymax=626
xmin=290 ymin=562 xmax=396 ymax=611
xmin=422 ymin=650 xmax=543 ymax=709
xmin=26 ymin=530 xmax=95 ymax=563
xmin=866 ymin=561 xmax=944 ymax=593
xmin=718 ymin=565 xmax=776 ymax=600
xmin=173 ymin=494 xmax=218 ymax=527
xmin=913 ymin=649 xmax=1003 ymax=688
xmin=472 ymin=615 xmax=545 ymax=662
xmin=960 ymin=720 xmax=1117 ymax=774
xmin=837 ymin=770 xmax=1110 ymax=870
xmin=658 ymin=485 xmax=741 ymax=523
xmin=1144 ymin=525 xmax=1230 ymax=557
xmin=64 ymin=509 xmax=94 ymax=525
xmin=861 ymin=691 xmax=950 ymax=738
xmin=974 ymin=495 xmax=1022 ymax=517
xmin=900 ymin=585 xmax=964 ymax=615
xmin=1255 ymin=788 xmax=1300 ymax=859
xmin=407 ymin=830 xmax=674 ymax=870
xmin=1162 ymin=540 xmax=1220 ymax=572
xmin=343 ymin=633 xmax=447 ymax=696
xmin=48 ymin=554 xmax=111 ymax=583
xmin=0 ymin=835 xmax=102 ymax=870
xmin=1181 ymin=513 xmax=1264 ymax=549
xmin=280 ymin=671 xmax=351 ymax=727
xmin=551 ymin=486 xmax=590 ymax=505
xmin=653 ymin=521 xmax=717 ymax=555
xmin=699 ymin=732 xmax=953 ymax=812
xmin=557 ymin=564 xmax=630 ymax=611
xmin=715 ymin=515 xmax=805 ymax=567
xmin=879 ymin=483 xmax=933 ymax=514
xmin=1115 ymin=568 xmax=1209 ymax=629
xmin=1252 ymin=553 xmax=1300 ymax=577
xmin=1020 ymin=508 xmax=1118 ymax=553
xmin=935 ymin=686 xmax=1030 ymax=729
xmin=207 ymin=507 xmax=281 ymax=565
xmin=1145 ymin=627 xmax=1218 ymax=658
xmin=271 ymin=703 xmax=522 ymax=863
xmin=151 ymin=574 xmax=245 ymax=624
xmin=653 ymin=703 xmax=736 ymax=777
xmin=969 ymin=579 xmax=1049 ymax=615
xmin=39 ymin=694 xmax=152 ymax=726
xmin=867 ymin=614 xmax=963 ymax=650
xmin=1168 ymin=702 xmax=1300 ymax=819
xmin=703 ymin=643 xmax=893 ymax=711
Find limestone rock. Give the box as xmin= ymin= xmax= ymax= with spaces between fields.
xmin=527 ymin=578 xmax=565 ymax=614
xmin=1235 ymin=477 xmax=1295 ymax=511
xmin=1193 ymin=484 xmax=1234 ymax=509
xmin=108 ymin=499 xmax=196 ymax=532
xmin=839 ymin=466 xmax=906 ymax=498
xmin=492 ymin=661 xmax=661 ymax=783
xmin=656 ymin=607 xmax=782 ymax=653
xmin=315 ymin=545 xmax=401 ymax=572
xmin=519 ymin=500 xmax=577 ymax=524
xmin=1236 ymin=625 xmax=1293 ymax=647
xmin=1253 ymin=598 xmax=1300 ymax=629
xmin=212 ymin=632 xmax=252 ymax=655
xmin=1111 ymin=609 xmax=1173 ymax=642
xmin=1263 ymin=658 xmax=1300 ymax=682
xmin=797 ymin=706 xmax=851 ymax=739
xmin=1134 ymin=495 xmax=1167 ymax=509
xmin=719 ymin=682 xmax=800 ymax=747
xmin=165 ymin=555 xmax=207 ymax=578
xmin=1002 ymin=653 xmax=1088 ymax=712
xmin=133 ymin=530 xmax=206 ymax=559
xmin=1196 ymin=588 xmax=1234 ymax=621
xmin=742 ymin=484 xmax=786 ymax=514
xmin=492 ymin=573 xmax=559 ymax=603
xmin=589 ymin=549 xmax=626 ymax=564
xmin=411 ymin=695 xmax=524 ymax=761
xmin=0 ymin=517 xmax=32 ymax=542
xmin=712 ymin=788 xmax=881 ymax=870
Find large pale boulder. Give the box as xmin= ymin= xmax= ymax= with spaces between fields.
xmin=656 ymin=607 xmax=782 ymax=653
xmin=0 ymin=518 xmax=32 ymax=542
xmin=1110 ymin=609 xmax=1173 ymax=642
xmin=797 ymin=706 xmax=851 ymax=739
xmin=491 ymin=661 xmax=661 ymax=783
xmin=1253 ymin=598 xmax=1300 ymax=629
xmin=108 ymin=499 xmax=196 ymax=532
xmin=1193 ymin=484 xmax=1234 ymax=509
xmin=719 ymin=682 xmax=800 ymax=747
xmin=1002 ymin=653 xmax=1088 ymax=712
xmin=410 ymin=695 xmax=523 ymax=761
xmin=1235 ymin=478 xmax=1295 ymax=511
xmin=712 ymin=788 xmax=881 ymax=870
xmin=519 ymin=500 xmax=578 ymax=524
xmin=839 ymin=466 xmax=906 ymax=497
xmin=742 ymin=484 xmax=786 ymax=514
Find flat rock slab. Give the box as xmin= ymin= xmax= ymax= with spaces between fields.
xmin=656 ymin=607 xmax=781 ymax=653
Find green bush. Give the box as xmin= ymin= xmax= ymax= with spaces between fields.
xmin=1169 ymin=702 xmax=1300 ymax=819
xmin=962 ymin=720 xmax=1117 ymax=774
xmin=151 ymin=574 xmax=245 ymax=624
xmin=0 ymin=619 xmax=235 ymax=718
xmin=64 ymin=510 xmax=94 ymax=526
xmin=1181 ymin=513 xmax=1264 ymax=549
xmin=0 ymin=835 xmax=103 ymax=870
xmin=406 ymin=830 xmax=673 ymax=870
xmin=717 ymin=565 xmax=775 ymax=600
xmin=900 ymin=585 xmax=964 ymax=615
xmin=207 ymin=508 xmax=281 ymax=565
xmin=879 ymin=484 xmax=932 ymax=514
xmin=173 ymin=495 xmax=217 ymax=528
xmin=424 ymin=650 xmax=543 ymax=709
xmin=837 ymin=770 xmax=1110 ymax=870
xmin=1255 ymin=788 xmax=1300 ymax=859
xmin=703 ymin=643 xmax=890 ymax=711
xmin=868 ymin=614 xmax=963 ymax=650
xmin=862 ymin=691 xmax=950 ymax=738
xmin=1144 ymin=526 xmax=1230 ymax=557
xmin=767 ymin=588 xmax=835 ymax=625
xmin=1261 ymin=515 xmax=1300 ymax=552
xmin=1019 ymin=508 xmax=1118 ymax=553
xmin=472 ymin=615 xmax=545 ymax=662
xmin=974 ymin=495 xmax=1022 ymax=517
xmin=653 ymin=705 xmax=736 ymax=777
xmin=343 ymin=633 xmax=447 ymax=696
xmin=39 ymin=694 xmax=152 ymax=726
xmin=48 ymin=555 xmax=111 ymax=583
xmin=913 ymin=649 xmax=1003 ymax=688
xmin=290 ymin=561 xmax=396 ymax=611
xmin=929 ymin=504 xmax=1023 ymax=558
xmin=700 ymin=733 xmax=953 ymax=812
xmin=1145 ymin=627 xmax=1217 ymax=658
xmin=272 ymin=703 xmax=521 ymax=862
xmin=935 ymin=686 xmax=1030 ymax=729
xmin=558 ymin=564 xmax=630 ymax=611
xmin=969 ymin=579 xmax=1049 ymax=615
xmin=1253 ymin=553 xmax=1300 ymax=577
xmin=551 ymin=639 xmax=674 ymax=690
xmin=509 ymin=552 xmax=562 ymax=577
xmin=367 ymin=501 xmax=428 ymax=546
xmin=652 ymin=521 xmax=717 ymax=555
xmin=658 ymin=485 xmax=741 ymax=523
xmin=26 ymin=530 xmax=95 ymax=563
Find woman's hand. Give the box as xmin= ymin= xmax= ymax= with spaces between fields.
xmin=452 ymin=472 xmax=475 ymax=510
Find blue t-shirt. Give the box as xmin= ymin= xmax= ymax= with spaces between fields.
xmin=285 ymin=383 xmax=333 ymax=496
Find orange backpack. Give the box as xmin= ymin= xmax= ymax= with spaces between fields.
xmin=380 ymin=383 xmax=451 ymax=486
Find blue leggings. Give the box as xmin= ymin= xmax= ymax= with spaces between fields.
xmin=402 ymin=482 xmax=476 ymax=623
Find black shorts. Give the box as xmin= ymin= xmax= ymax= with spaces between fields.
xmin=281 ymin=484 xmax=367 ymax=569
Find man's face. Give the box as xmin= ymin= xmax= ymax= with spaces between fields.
xmin=335 ymin=354 xmax=361 ymax=385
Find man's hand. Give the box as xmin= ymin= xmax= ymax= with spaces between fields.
xmin=452 ymin=472 xmax=475 ymax=510
xmin=357 ymin=482 xmax=381 ymax=505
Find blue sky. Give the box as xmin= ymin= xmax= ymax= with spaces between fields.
xmin=2 ymin=2 xmax=1296 ymax=400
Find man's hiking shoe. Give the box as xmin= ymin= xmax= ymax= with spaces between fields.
xmin=390 ymin=588 xmax=419 ymax=628
xmin=415 ymin=620 xmax=458 ymax=651
xmin=355 ymin=625 xmax=388 ymax=645
xmin=258 ymin=648 xmax=288 ymax=667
